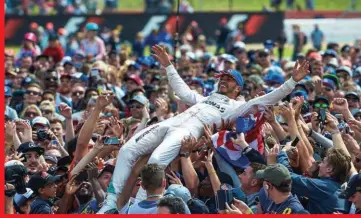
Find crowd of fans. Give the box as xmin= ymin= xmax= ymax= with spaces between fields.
xmin=4 ymin=18 xmax=361 ymax=215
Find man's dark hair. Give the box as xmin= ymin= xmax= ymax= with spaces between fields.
xmin=42 ymin=89 xmax=56 ymax=97
xmin=49 ymin=117 xmax=64 ymax=128
xmin=157 ymin=196 xmax=186 ymax=214
xmin=250 ymin=162 xmax=267 ymax=187
xmin=140 ymin=163 xmax=165 ymax=191
xmin=273 ymin=179 xmax=292 ymax=193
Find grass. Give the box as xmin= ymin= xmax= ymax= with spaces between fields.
xmin=101 ymin=0 xmax=360 ymax=11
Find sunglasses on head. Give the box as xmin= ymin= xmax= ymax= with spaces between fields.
xmin=314 ymin=103 xmax=329 ymax=109
xmin=26 ymin=90 xmax=40 ymax=96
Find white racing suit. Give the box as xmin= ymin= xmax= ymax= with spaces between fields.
xmin=97 ymin=65 xmax=297 ymax=213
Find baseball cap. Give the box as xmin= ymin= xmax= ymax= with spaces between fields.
xmin=345 ymin=91 xmax=360 ymax=101
xmin=291 ymin=90 xmax=308 ymax=100
xmin=313 ymin=96 xmax=330 ymax=106
xmin=130 ymin=95 xmax=149 ymax=107
xmin=17 ymin=142 xmax=45 ymax=155
xmin=14 ymin=188 xmax=36 ymax=208
xmin=71 ymin=72 xmax=88 ymax=83
xmin=256 ymin=164 xmax=291 ymax=186
xmin=264 ymin=71 xmax=285 ymax=84
xmin=247 ymin=64 xmax=263 ymax=75
xmin=28 ymin=172 xmax=61 ymax=194
xmin=328 ymin=58 xmax=339 ymax=68
xmin=323 ymin=49 xmax=338 ymax=58
xmin=247 ymin=74 xmax=264 ymax=86
xmin=99 ymin=164 xmax=115 ymax=177
xmin=322 ymin=78 xmax=337 ymax=90
xmin=128 ymin=62 xmax=141 ymax=70
xmin=233 ymin=41 xmax=246 ymax=50
xmin=323 ymin=73 xmax=340 ymax=89
xmin=32 ymin=116 xmax=50 ymax=127
xmin=48 ymin=33 xmax=59 ymax=41
xmin=165 ymin=184 xmax=192 ymax=204
xmin=190 ymin=78 xmax=205 ymax=89
xmin=264 ymin=39 xmax=275 ymax=49
xmin=339 ymin=174 xmax=361 ymax=199
xmin=215 ymin=69 xmax=244 ymax=88
xmin=44 ymin=155 xmax=58 ymax=165
xmin=125 ymin=74 xmax=143 ymax=86
xmin=341 ymin=45 xmax=351 ymax=53
xmin=5 ymin=86 xmax=12 ymax=97
xmin=336 ymin=66 xmax=352 ymax=78
xmin=259 ymin=49 xmax=270 ymax=57
xmin=223 ymin=54 xmax=238 ymax=64
xmin=85 ymin=22 xmax=99 ymax=31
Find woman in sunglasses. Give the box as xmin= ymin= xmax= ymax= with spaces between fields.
xmin=19 ymin=105 xmax=42 ymax=122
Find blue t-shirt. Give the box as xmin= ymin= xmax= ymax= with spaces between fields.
xmin=259 ymin=188 xmax=305 ymax=214
xmin=30 ymin=198 xmax=53 ymax=214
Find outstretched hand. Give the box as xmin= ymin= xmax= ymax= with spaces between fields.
xmin=292 ymin=60 xmax=310 ymax=82
xmin=151 ymin=45 xmax=172 ymax=68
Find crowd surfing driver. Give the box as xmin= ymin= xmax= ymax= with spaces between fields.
xmin=97 ymin=45 xmax=310 ymax=213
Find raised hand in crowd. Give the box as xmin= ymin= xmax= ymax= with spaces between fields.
xmin=151 ymin=45 xmax=172 ymax=68
xmin=59 ymin=103 xmax=72 ymax=119
xmin=155 ymin=97 xmax=168 ymax=121
xmin=231 ymin=133 xmax=249 ymax=150
xmin=108 ymin=117 xmax=124 ymax=139
xmin=16 ymin=120 xmax=33 ymax=143
xmin=95 ymin=91 xmax=115 ymax=111
xmin=292 ymin=60 xmax=310 ymax=82
xmin=267 ymin=143 xmax=280 ymax=165
xmin=166 ymin=171 xmax=183 ymax=185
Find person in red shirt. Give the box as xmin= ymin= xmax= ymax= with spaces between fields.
xmin=42 ymin=34 xmax=64 ymax=64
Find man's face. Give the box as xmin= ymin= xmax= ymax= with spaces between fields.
xmin=44 ymin=73 xmax=59 ymax=90
xmin=59 ymin=76 xmax=71 ymax=94
xmin=126 ymin=80 xmax=138 ymax=92
xmin=24 ymin=151 xmax=40 ymax=174
xmin=21 ymin=57 xmax=33 ymax=69
xmin=348 ymin=191 xmax=361 ymax=208
xmin=181 ymin=71 xmax=193 ymax=84
xmin=25 ymin=86 xmax=42 ymax=105
xmin=311 ymin=60 xmax=324 ymax=77
xmin=20 ymin=199 xmax=33 ymax=214
xmin=36 ymin=58 xmax=50 ymax=72
xmin=353 ymin=153 xmax=361 ymax=170
xmin=130 ymin=102 xmax=144 ymax=119
xmin=98 ymin=171 xmax=112 ymax=191
xmin=51 ymin=122 xmax=64 ymax=139
xmin=346 ymin=96 xmax=360 ymax=109
xmin=258 ymin=53 xmax=270 ymax=67
xmin=336 ymin=71 xmax=349 ymax=84
xmin=71 ymin=86 xmax=85 ymax=102
xmin=76 ymin=182 xmax=93 ymax=198
xmin=218 ymin=74 xmax=238 ymax=96
xmin=318 ymin=157 xmax=332 ymax=178
xmin=224 ymin=61 xmax=235 ymax=71
xmin=42 ymin=93 xmax=55 ymax=104
xmin=238 ymin=166 xmax=255 ymax=191
xmin=313 ymin=100 xmax=329 ymax=113
xmin=64 ymin=63 xmax=74 ymax=73
xmin=321 ymin=86 xmax=335 ymax=102
xmin=13 ymin=72 xmax=28 ymax=89
xmin=157 ymin=206 xmax=171 ymax=214
xmin=41 ymin=182 xmax=57 ymax=198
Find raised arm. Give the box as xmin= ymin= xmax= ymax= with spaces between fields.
xmin=233 ymin=60 xmax=310 ymax=117
xmin=151 ymin=45 xmax=204 ymax=105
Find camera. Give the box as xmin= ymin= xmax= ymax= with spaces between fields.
xmin=5 ymin=163 xmax=28 ymax=194
xmin=37 ymin=129 xmax=51 ymax=141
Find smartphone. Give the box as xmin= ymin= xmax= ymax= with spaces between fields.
xmin=216 ymin=189 xmax=233 ymax=210
xmin=291 ymin=137 xmax=300 ymax=147
xmin=104 ymin=136 xmax=120 ymax=145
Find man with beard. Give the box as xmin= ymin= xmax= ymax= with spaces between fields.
xmin=98 ymin=45 xmax=310 ymax=213
xmin=70 ymin=84 xmax=86 ymax=112
xmin=17 ymin=142 xmax=44 ymax=175
xmin=72 ymin=171 xmax=99 ymax=214
xmin=43 ymin=70 xmax=72 ymax=107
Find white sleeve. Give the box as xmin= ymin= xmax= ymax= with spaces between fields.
xmin=166 ymin=65 xmax=205 ymax=105
xmin=231 ymin=78 xmax=297 ymax=119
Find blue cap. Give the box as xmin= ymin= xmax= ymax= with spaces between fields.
xmin=190 ymin=78 xmax=205 ymax=89
xmin=264 ymin=71 xmax=284 ymax=84
xmin=71 ymin=72 xmax=88 ymax=83
xmin=85 ymin=22 xmax=99 ymax=31
xmin=22 ymin=77 xmax=35 ymax=87
xmin=216 ymin=69 xmax=244 ymax=88
xmin=323 ymin=49 xmax=338 ymax=57
xmin=223 ymin=54 xmax=237 ymax=64
xmin=322 ymin=78 xmax=337 ymax=90
xmin=128 ymin=62 xmax=141 ymax=70
xmin=165 ymin=184 xmax=192 ymax=203
xmin=130 ymin=95 xmax=149 ymax=107
xmin=291 ymin=90 xmax=308 ymax=100
xmin=5 ymin=86 xmax=12 ymax=97
xmin=264 ymin=39 xmax=275 ymax=49
xmin=339 ymin=174 xmax=361 ymax=199
xmin=138 ymin=56 xmax=154 ymax=66
xmin=336 ymin=66 xmax=352 ymax=78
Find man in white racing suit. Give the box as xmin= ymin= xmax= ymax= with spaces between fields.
xmin=97 ymin=45 xmax=310 ymax=213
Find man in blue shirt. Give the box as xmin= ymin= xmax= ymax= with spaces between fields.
xmin=256 ymin=164 xmax=305 ymax=214
xmin=277 ymin=148 xmax=352 ymax=214
xmin=311 ymin=24 xmax=324 ymax=51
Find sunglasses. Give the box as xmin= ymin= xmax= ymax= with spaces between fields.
xmin=25 ymin=112 xmax=39 ymax=117
xmin=323 ymin=87 xmax=333 ymax=92
xmin=26 ymin=90 xmax=40 ymax=96
xmin=130 ymin=104 xmax=143 ymax=109
xmin=41 ymin=110 xmax=53 ymax=115
xmin=314 ymin=103 xmax=329 ymax=109
xmin=45 ymin=77 xmax=57 ymax=81
xmin=72 ymin=91 xmax=84 ymax=96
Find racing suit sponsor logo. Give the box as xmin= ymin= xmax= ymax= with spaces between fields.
xmin=135 ymin=125 xmax=159 ymax=143
xmin=202 ymin=101 xmax=226 ymax=113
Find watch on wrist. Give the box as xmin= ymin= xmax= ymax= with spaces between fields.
xmin=179 ymin=152 xmax=190 ymax=158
